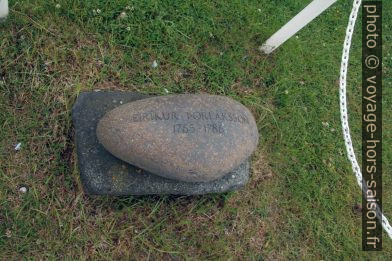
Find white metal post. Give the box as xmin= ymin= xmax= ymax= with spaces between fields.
xmin=0 ymin=0 xmax=8 ymax=20
xmin=260 ymin=0 xmax=337 ymax=54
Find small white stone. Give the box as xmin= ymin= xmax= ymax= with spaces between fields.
xmin=119 ymin=11 xmax=127 ymax=19
xmin=231 ymin=175 xmax=235 ymax=179
xmin=119 ymin=100 xmax=123 ymax=104
xmin=19 ymin=187 xmax=27 ymax=193
xmin=14 ymin=143 xmax=22 ymax=151
xmin=152 ymin=60 xmax=158 ymax=68
xmin=55 ymin=4 xmax=61 ymax=9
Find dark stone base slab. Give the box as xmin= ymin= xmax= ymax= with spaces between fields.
xmin=72 ymin=91 xmax=250 ymax=195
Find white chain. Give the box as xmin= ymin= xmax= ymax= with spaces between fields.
xmin=340 ymin=0 xmax=392 ymax=238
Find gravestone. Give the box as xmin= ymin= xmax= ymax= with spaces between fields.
xmin=97 ymin=94 xmax=258 ymax=182
xmin=72 ymin=91 xmax=258 ymax=195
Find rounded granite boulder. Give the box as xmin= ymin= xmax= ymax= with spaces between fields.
xmin=96 ymin=94 xmax=258 ymax=182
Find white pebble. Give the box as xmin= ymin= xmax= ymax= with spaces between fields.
xmin=119 ymin=11 xmax=127 ymax=19
xmin=152 ymin=60 xmax=158 ymax=68
xmin=14 ymin=143 xmax=22 ymax=151
xmin=55 ymin=4 xmax=61 ymax=9
xmin=19 ymin=187 xmax=27 ymax=193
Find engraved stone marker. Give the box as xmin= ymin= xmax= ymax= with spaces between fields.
xmin=97 ymin=94 xmax=259 ymax=182
xmin=72 ymin=91 xmax=256 ymax=195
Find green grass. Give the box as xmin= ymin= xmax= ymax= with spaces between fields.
xmin=1 ymin=0 xmax=391 ymax=259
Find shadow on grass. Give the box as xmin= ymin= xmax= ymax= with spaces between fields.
xmin=84 ymin=192 xmax=231 ymax=212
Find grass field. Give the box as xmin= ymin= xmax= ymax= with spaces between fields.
xmin=1 ymin=0 xmax=391 ymax=259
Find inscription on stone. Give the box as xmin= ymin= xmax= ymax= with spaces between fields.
xmin=173 ymin=123 xmax=225 ymax=134
xmin=130 ymin=111 xmax=179 ymax=122
xmin=97 ymin=94 xmax=259 ymax=182
xmin=129 ymin=111 xmax=249 ymax=123
xmin=128 ymin=110 xmax=249 ymax=135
